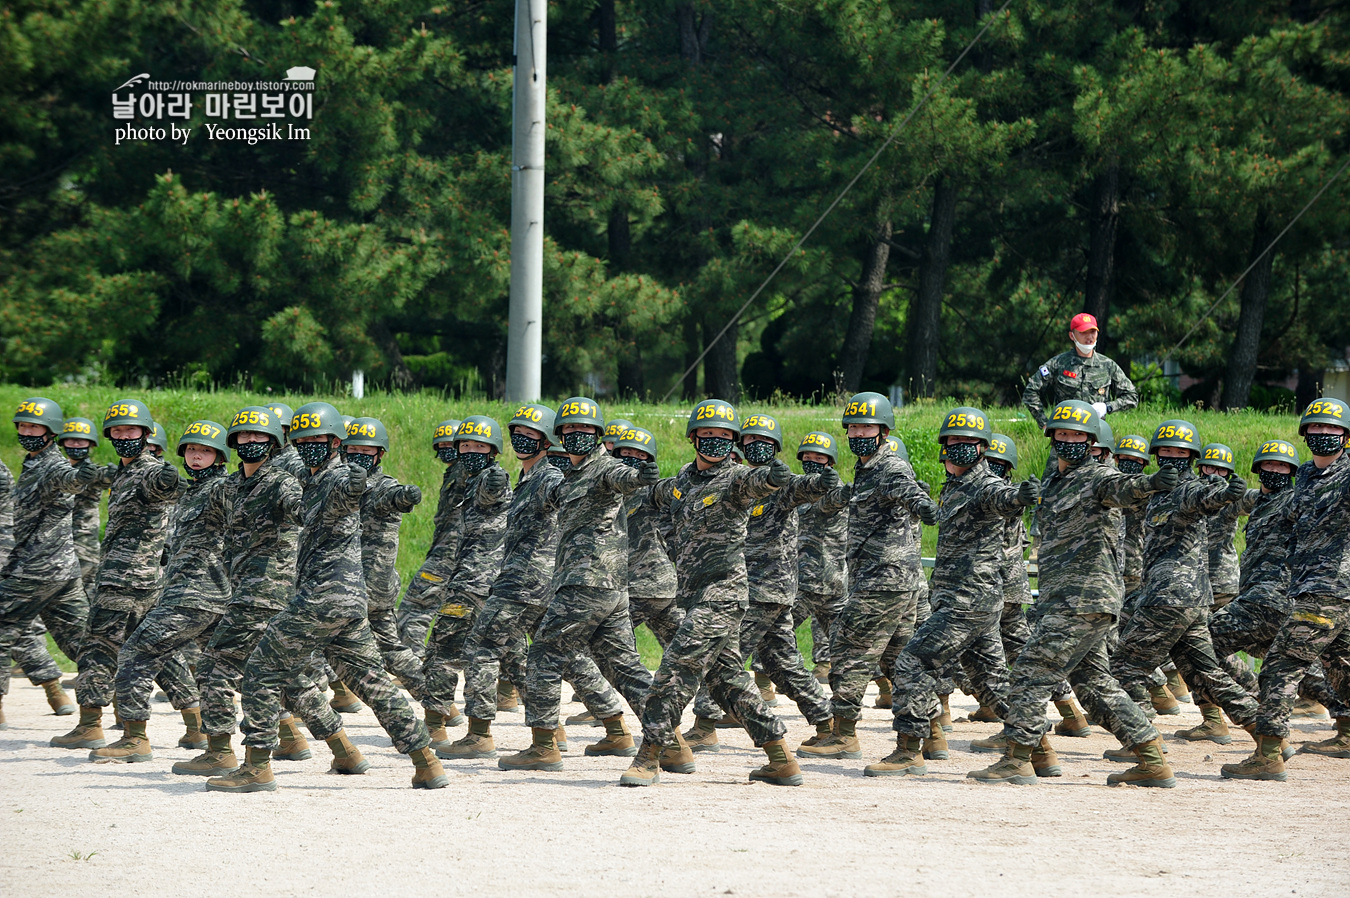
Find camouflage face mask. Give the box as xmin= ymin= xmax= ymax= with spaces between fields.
xmin=619 ymin=455 xmax=645 ymax=470
xmin=1052 ymin=439 xmax=1089 ymax=463
xmin=1158 ymin=455 xmax=1191 ymax=472
xmin=511 ymin=433 xmax=544 ymax=458
xmin=696 ymin=436 xmax=734 ymax=460
xmin=458 ymin=451 xmax=491 ymax=476
xmin=1258 ymin=469 xmax=1292 ymax=492
xmin=436 ymin=446 xmax=458 ymax=465
xmin=18 ymin=433 xmax=49 ymax=452
xmin=1306 ymin=432 xmax=1346 ymax=458
xmin=345 ymin=452 xmax=377 ymax=471
xmin=945 ymin=441 xmax=981 ymax=468
xmin=235 ymin=441 xmax=271 ymax=463
xmin=1117 ymin=458 xmax=1145 ymax=474
xmin=549 ymin=455 xmax=573 ymax=473
xmin=985 ymin=460 xmax=1010 ymax=479
xmin=111 ymin=436 xmax=146 ymax=459
xmin=561 ymin=431 xmax=599 ymax=455
xmin=742 ymin=441 xmax=776 ymax=465
xmin=801 ymin=460 xmax=831 ymax=476
xmin=61 ymin=444 xmax=90 ymax=460
xmin=847 ymin=435 xmax=880 ymax=457
xmin=296 ymin=441 xmax=332 ymax=468
xmin=187 ymin=463 xmax=226 ymax=482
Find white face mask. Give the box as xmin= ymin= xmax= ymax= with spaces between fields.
xmin=1074 ymin=337 xmax=1096 ymax=355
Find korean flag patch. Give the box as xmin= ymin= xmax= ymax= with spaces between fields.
xmin=1039 ymin=365 xmax=1051 ymax=377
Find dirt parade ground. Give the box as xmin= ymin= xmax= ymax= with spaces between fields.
xmin=2 ymin=677 xmax=1348 ymax=898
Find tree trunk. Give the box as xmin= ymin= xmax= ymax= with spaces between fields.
xmin=676 ymin=3 xmax=712 ymax=66
xmin=839 ymin=216 xmax=893 ymax=393
xmin=1220 ymin=208 xmax=1276 ymax=410
xmin=1296 ymin=365 xmax=1324 ymax=411
xmin=681 ymin=314 xmax=699 ymax=400
xmin=617 ymin=337 xmax=644 ymax=398
xmin=371 ymin=319 xmax=415 ymax=390
xmin=702 ymin=312 xmax=740 ymax=402
xmin=1083 ymin=163 xmax=1120 ymax=325
xmin=905 ymin=176 xmax=958 ymax=398
xmin=598 ymin=0 xmax=618 ymax=81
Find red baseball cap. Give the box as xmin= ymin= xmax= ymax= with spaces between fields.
xmin=1070 ymin=312 xmax=1098 ymax=332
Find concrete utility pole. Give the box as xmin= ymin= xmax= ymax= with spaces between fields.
xmin=505 ymin=0 xmax=546 ymax=402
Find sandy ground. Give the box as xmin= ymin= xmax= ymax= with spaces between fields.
xmin=2 ymin=677 xmax=1348 ymax=898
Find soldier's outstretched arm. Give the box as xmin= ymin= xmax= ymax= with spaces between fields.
xmin=473 ymin=465 xmax=511 ymax=508
xmin=646 ymin=477 xmax=678 ymax=511
xmin=322 ymin=462 xmax=367 ymax=521
xmin=817 ymin=481 xmax=852 ymax=516
xmin=880 ymin=468 xmax=938 ymax=521
xmin=51 ymin=458 xmax=112 ymax=497
xmin=146 ymin=459 xmax=186 ymax=502
xmin=779 ymin=466 xmax=840 ymax=509
xmin=982 ymin=476 xmax=1037 ymax=518
xmin=1106 ymin=359 xmax=1139 ymax=414
xmin=728 ymin=459 xmax=784 ymax=507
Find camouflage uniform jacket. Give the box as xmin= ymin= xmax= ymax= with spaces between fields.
xmin=71 ymin=471 xmax=111 ymax=569
xmin=1021 ymin=349 xmax=1139 ymax=429
xmin=846 ymin=442 xmax=937 ymax=594
xmin=490 ymin=461 xmax=559 ymax=606
xmin=625 ymin=485 xmax=677 ymax=600
xmin=291 ymin=453 xmax=370 ymax=619
xmin=1035 ymin=458 xmax=1157 ymax=615
xmin=1236 ymin=489 xmax=1295 ymax=611
xmin=1287 ymin=452 xmax=1350 ymax=602
xmin=218 ymin=458 xmax=303 ymax=610
xmin=1122 ymin=503 xmax=1146 ymax=587
xmin=745 ymin=472 xmax=831 ymax=605
xmin=1001 ymin=513 xmax=1031 ymax=606
xmin=1207 ymin=489 xmax=1258 ymax=597
xmin=159 ymin=475 xmax=231 ymax=613
xmin=0 ymin=460 xmax=12 ymax=569
xmin=1139 ymin=471 xmax=1238 ymax=608
xmin=446 ymin=462 xmax=511 ymax=601
xmin=5 ymin=444 xmax=105 ymax=581
xmin=421 ymin=464 xmax=462 ymax=574
xmin=359 ymin=467 xmax=422 ymax=611
xmin=649 ymin=457 xmax=778 ymax=596
xmin=271 ymin=443 xmax=309 ymax=479
xmin=796 ymin=487 xmax=850 ymax=598
xmin=543 ymin=445 xmax=645 ymax=593
xmin=930 ymin=457 xmax=1027 ymax=614
xmin=95 ymin=453 xmax=181 ymax=601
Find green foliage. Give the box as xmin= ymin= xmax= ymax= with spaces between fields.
xmin=1 ymin=0 xmax=1348 ymax=404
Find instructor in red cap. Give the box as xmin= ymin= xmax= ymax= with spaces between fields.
xmin=1022 ymin=312 xmax=1139 ymax=478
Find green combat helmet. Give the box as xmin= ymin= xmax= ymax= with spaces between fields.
xmin=345 ymin=417 xmax=390 ymax=451
xmin=432 ymin=419 xmax=462 ymax=448
xmin=227 ymin=407 xmax=285 ymax=448
xmin=455 ymin=415 xmax=504 ymax=454
xmin=147 ymin=422 xmax=169 ymax=455
xmin=1298 ymin=397 xmax=1349 ymax=435
xmin=686 ymin=399 xmax=741 ymax=436
xmin=604 ymin=418 xmax=635 ymax=445
xmin=1250 ymin=439 xmax=1299 ymax=473
xmin=102 ymin=398 xmax=154 ymax=438
xmin=841 ymin=392 xmax=894 ymax=432
xmin=1115 ymin=434 xmax=1150 ymax=463
xmin=290 ymin=402 xmax=345 ymax=441
xmin=1095 ymin=418 xmax=1115 ymax=453
xmin=510 ymin=404 xmax=557 ymax=438
xmin=178 ymin=420 xmax=230 ymax=465
xmin=740 ymin=413 xmax=782 ymax=465
xmin=13 ymin=397 xmax=64 ymax=435
xmin=887 ymin=435 xmax=910 ymax=463
xmin=986 ymin=433 xmax=1018 ymax=469
xmin=268 ymin=403 xmax=295 ymax=435
xmin=614 ymin=426 xmax=657 ymax=461
xmin=59 ymin=417 xmax=99 ymax=447
xmin=938 ymin=406 xmax=992 ymax=445
xmin=798 ymin=432 xmax=838 ymax=465
xmin=1043 ymin=400 xmax=1099 ymax=440
xmin=1149 ymin=419 xmax=1201 ymax=457
xmin=555 ymin=397 xmax=605 ymax=435
xmin=1199 ymin=442 xmax=1235 ymax=474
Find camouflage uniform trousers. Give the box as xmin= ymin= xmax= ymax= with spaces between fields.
xmin=693 ymin=601 xmax=832 ymax=726
xmin=0 ymin=577 xmax=88 ymax=696
xmin=1022 ymin=601 xmax=1080 ymax=702
xmin=1206 ymin=601 xmax=1349 ymax=716
xmin=75 ymin=589 xmax=197 ymax=710
xmin=461 ymin=596 xmax=616 ymax=723
xmin=9 ymin=618 xmax=61 ymax=686
xmin=396 ymin=574 xmax=447 ymax=661
xmin=631 ymin=597 xmax=683 ymax=649
xmin=1254 ymin=596 xmax=1350 ymax=739
xmin=877 ymin=590 xmax=923 ymax=687
xmin=914 ymin=592 xmax=956 ymax=698
xmin=368 ymin=606 xmax=426 ymax=696
xmin=1003 ymin=610 xmax=1157 ymax=748
xmin=114 ymin=605 xmax=220 ymax=720
xmin=1112 ymin=605 xmax=1259 ymax=726
xmin=198 ymin=604 xmax=285 ymax=736
xmin=826 ymin=589 xmax=921 ymax=722
xmin=639 ymin=584 xmax=785 ymax=749
xmin=794 ymin=590 xmax=845 ymax=669
xmin=1108 ymin=584 xmax=1167 ymax=690
xmin=241 ymin=608 xmax=430 ymax=753
xmin=416 ymin=593 xmax=486 ymax=718
xmin=524 ymin=586 xmax=652 ymax=731
xmin=890 ymin=602 xmax=1012 ymax=739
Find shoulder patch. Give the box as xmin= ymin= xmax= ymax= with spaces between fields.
xmin=1039 ymin=365 xmax=1051 ymax=377
xmin=702 ymin=495 xmax=716 ymax=507
xmin=750 ymin=504 xmax=764 ymax=516
xmin=672 ymin=487 xmax=682 ymax=500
